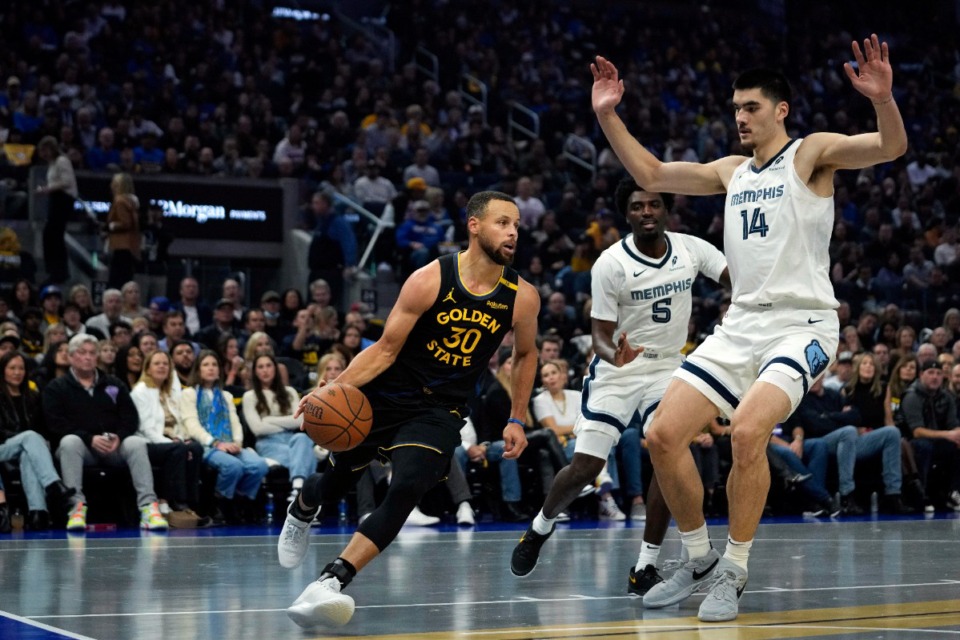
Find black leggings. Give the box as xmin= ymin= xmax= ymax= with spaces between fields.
xmin=303 ymin=446 xmax=451 ymax=550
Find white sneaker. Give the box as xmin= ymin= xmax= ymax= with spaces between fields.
xmin=404 ymin=506 xmax=440 ymax=526
xmin=278 ymin=502 xmax=313 ymax=569
xmin=698 ymin=558 xmax=748 ymax=622
xmin=554 ymin=511 xmax=571 ymax=522
xmin=286 ymin=576 xmax=355 ymax=628
xmin=599 ymin=496 xmax=626 ymax=521
xmin=456 ymin=502 xmax=475 ymax=525
xmin=630 ymin=502 xmax=647 ymax=521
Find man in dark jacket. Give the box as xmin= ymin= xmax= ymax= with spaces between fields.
xmin=42 ymin=334 xmax=168 ymax=531
xmin=899 ymin=359 xmax=960 ymax=510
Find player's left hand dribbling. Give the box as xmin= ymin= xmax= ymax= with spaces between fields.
xmin=294 ymin=380 xmax=328 ymax=421
xmin=501 ymin=423 xmax=527 ymax=459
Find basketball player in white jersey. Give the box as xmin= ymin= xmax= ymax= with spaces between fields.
xmin=510 ymin=178 xmax=729 ymax=596
xmin=591 ymin=34 xmax=907 ymax=622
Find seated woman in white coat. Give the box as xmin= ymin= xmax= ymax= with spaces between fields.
xmin=129 ymin=351 xmax=209 ymax=528
xmin=242 ymin=354 xmax=314 ymax=501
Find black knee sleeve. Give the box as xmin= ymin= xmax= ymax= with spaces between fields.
xmin=356 ymin=447 xmax=449 ymax=550
xmin=300 ymin=472 xmax=325 ymax=505
xmin=299 ymin=458 xmax=363 ymax=507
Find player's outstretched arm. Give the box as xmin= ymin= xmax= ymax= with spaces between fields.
xmin=807 ymin=34 xmax=908 ymax=171
xmin=591 ymin=56 xmax=738 ymax=196
xmin=502 ymin=280 xmax=540 ymax=459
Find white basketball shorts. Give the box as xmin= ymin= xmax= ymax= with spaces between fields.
xmin=674 ymin=304 xmax=839 ymax=419
xmin=573 ymin=354 xmax=682 ymax=459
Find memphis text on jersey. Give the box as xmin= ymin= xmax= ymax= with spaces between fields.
xmin=426 ymin=307 xmax=503 ymax=367
xmin=631 ymin=277 xmax=693 ymax=301
xmin=729 ymin=184 xmax=784 ymax=206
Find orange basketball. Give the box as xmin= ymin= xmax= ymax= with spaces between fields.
xmin=301 ymin=383 xmax=373 ymax=452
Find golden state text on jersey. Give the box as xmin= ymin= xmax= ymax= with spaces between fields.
xmin=366 ymin=253 xmax=518 ymax=408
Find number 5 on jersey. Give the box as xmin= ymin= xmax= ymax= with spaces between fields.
xmin=652 ymin=298 xmax=671 ymax=324
xmin=740 ymin=208 xmax=769 ymax=240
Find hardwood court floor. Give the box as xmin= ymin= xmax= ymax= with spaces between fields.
xmin=1 ymin=513 xmax=958 ymax=639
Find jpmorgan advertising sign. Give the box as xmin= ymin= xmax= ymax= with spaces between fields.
xmin=73 ymin=173 xmax=284 ymax=245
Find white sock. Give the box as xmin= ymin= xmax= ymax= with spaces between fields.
xmin=723 ymin=536 xmax=752 ymax=571
xmin=636 ymin=542 xmax=661 ymax=571
xmin=532 ymin=510 xmax=556 ymax=535
xmin=679 ymin=523 xmax=711 ymax=560
xmin=291 ymin=477 xmax=304 ymax=490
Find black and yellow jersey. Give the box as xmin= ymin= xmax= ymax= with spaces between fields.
xmin=364 ymin=252 xmax=518 ymax=410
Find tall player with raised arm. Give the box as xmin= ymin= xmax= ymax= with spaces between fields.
xmin=591 ymin=34 xmax=907 ymax=621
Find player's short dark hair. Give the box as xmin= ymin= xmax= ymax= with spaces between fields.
xmin=733 ymin=68 xmax=792 ymax=106
xmin=465 ymin=190 xmax=517 ymax=220
xmin=614 ymin=178 xmax=673 ymax=217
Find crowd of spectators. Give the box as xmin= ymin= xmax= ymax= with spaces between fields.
xmin=0 ymin=1 xmax=960 ymax=527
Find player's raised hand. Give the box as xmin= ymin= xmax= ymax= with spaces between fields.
xmin=591 ymin=56 xmax=625 ymax=115
xmin=614 ymin=331 xmax=643 ymax=367
xmin=843 ymin=34 xmax=893 ymax=103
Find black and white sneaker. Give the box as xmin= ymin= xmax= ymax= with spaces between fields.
xmin=627 ymin=564 xmax=664 ymax=597
xmin=510 ymin=524 xmax=555 ymax=577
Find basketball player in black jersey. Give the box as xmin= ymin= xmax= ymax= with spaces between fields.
xmin=277 ymin=191 xmax=541 ymax=628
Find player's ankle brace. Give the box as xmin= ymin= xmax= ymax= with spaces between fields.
xmin=290 ymin=496 xmax=319 ymax=522
xmin=321 ymin=558 xmax=357 ymax=589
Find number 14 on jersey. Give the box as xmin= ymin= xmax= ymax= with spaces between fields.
xmin=740 ymin=208 xmax=769 ymax=240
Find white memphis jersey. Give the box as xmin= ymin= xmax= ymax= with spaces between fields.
xmin=725 ymin=138 xmax=838 ymax=310
xmin=591 ymin=231 xmax=726 ymax=357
